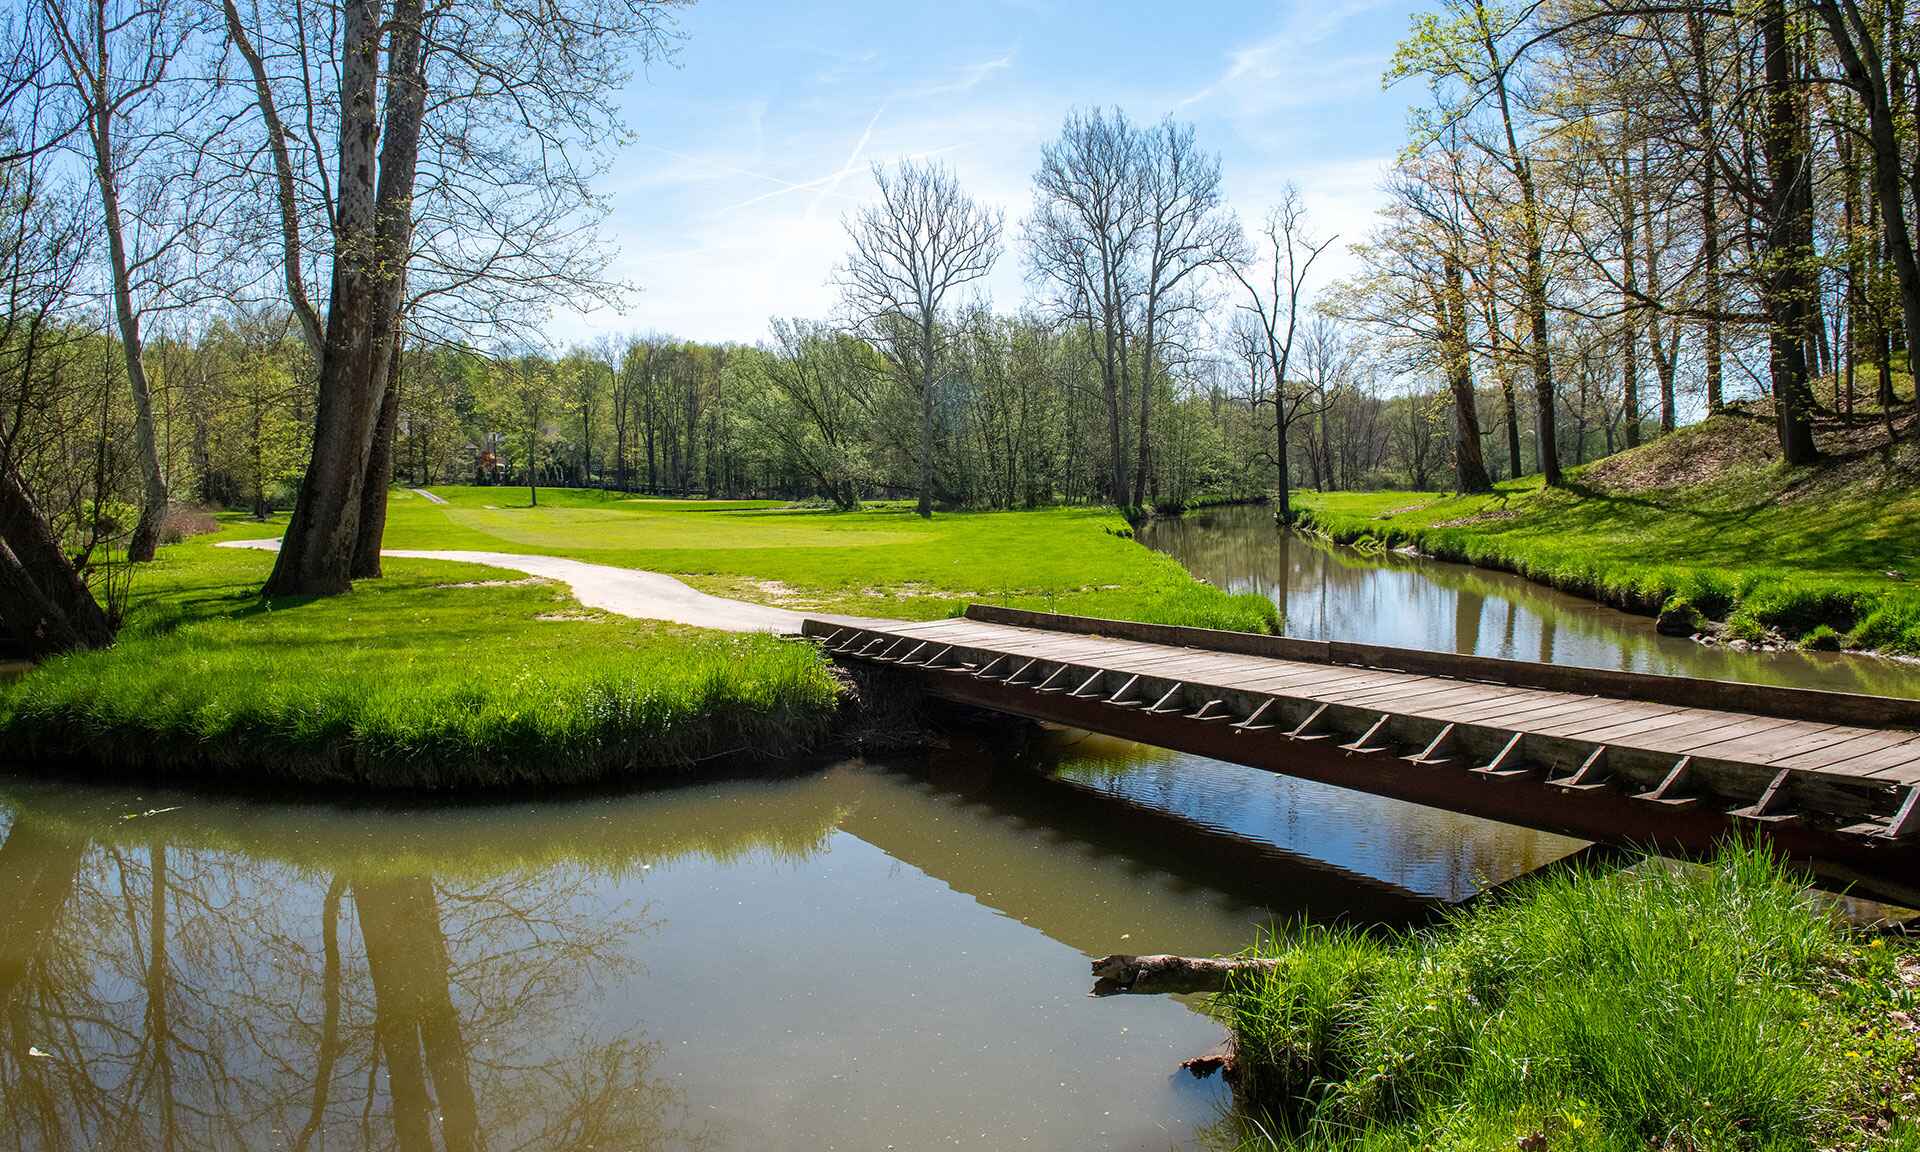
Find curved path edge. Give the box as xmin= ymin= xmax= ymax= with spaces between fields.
xmin=215 ymin=539 xmax=872 ymax=634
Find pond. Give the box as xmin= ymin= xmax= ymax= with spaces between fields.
xmin=0 ymin=728 xmax=1579 ymax=1150
xmin=1139 ymin=503 xmax=1920 ymax=698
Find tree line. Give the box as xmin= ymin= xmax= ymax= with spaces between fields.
xmin=3 ymin=0 xmax=1916 ymax=658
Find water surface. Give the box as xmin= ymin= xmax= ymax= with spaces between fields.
xmin=1141 ymin=503 xmax=1920 ymax=697
xmin=0 ymin=730 xmax=1578 ymax=1150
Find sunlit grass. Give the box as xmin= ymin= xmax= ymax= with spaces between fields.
xmin=2 ymin=490 xmax=1274 ymax=787
xmin=0 ymin=530 xmax=839 ymax=789
xmin=378 ymin=486 xmax=1279 ymax=630
xmin=1214 ymin=842 xmax=1920 ymax=1150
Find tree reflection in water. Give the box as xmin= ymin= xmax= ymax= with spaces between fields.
xmin=0 ymin=811 xmax=702 ymax=1151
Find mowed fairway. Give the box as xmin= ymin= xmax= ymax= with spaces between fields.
xmin=351 ymin=487 xmax=1278 ymax=630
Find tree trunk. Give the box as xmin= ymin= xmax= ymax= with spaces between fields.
xmin=1691 ymin=11 xmax=1725 ymax=414
xmin=262 ymin=0 xmax=427 ymax=597
xmin=1445 ymin=254 xmax=1493 ymax=492
xmin=82 ymin=54 xmax=169 ymax=563
xmin=1619 ymin=141 xmax=1641 ymax=450
xmin=918 ymin=323 xmax=936 ymax=519
xmin=1487 ymin=290 xmax=1524 ymax=476
xmin=351 ymin=333 xmax=402 ymax=580
xmin=1479 ymin=4 xmax=1561 ymax=485
xmin=1764 ymin=0 xmax=1820 ymax=464
xmin=0 ymin=464 xmax=115 ymax=657
xmin=1133 ymin=311 xmax=1155 ymax=514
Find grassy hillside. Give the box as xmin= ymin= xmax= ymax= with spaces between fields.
xmin=1299 ymin=410 xmax=1920 ymax=655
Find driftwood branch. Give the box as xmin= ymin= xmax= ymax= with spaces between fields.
xmin=1090 ymin=954 xmax=1280 ymax=996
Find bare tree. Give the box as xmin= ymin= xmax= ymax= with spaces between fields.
xmin=838 ymin=159 xmax=1003 ymax=518
xmin=219 ymin=0 xmax=687 ymax=594
xmin=1027 ymin=107 xmax=1147 ymax=513
xmin=1130 ymin=118 xmax=1241 ymax=511
xmin=1228 ymin=185 xmax=1335 ymax=522
xmin=39 ymin=0 xmax=207 ymax=561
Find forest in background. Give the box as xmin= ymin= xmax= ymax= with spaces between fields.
xmin=4 ymin=0 xmax=1919 ymax=653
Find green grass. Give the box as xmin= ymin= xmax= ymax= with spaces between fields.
xmin=1213 ymin=842 xmax=1920 ymax=1151
xmin=1297 ymin=415 xmax=1920 ymax=654
xmin=373 ymin=487 xmax=1279 ymax=632
xmin=1 ymin=492 xmax=1269 ymax=789
xmin=0 ymin=526 xmax=840 ymax=789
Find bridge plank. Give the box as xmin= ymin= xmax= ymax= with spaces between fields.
xmin=1774 ymin=730 xmax=1920 ymax=772
xmin=1683 ymin=722 xmax=1854 ymax=765
xmin=1525 ymin=701 xmax=1691 ymax=738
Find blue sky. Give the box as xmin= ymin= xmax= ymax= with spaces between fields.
xmin=571 ymin=0 xmax=1425 ymax=345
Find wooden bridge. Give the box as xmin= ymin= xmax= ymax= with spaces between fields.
xmin=804 ymin=606 xmax=1920 ymax=908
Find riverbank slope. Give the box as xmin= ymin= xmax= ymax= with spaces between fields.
xmin=1299 ymin=409 xmax=1920 ymax=655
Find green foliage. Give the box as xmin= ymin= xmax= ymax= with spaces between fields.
xmin=1214 ymin=843 xmax=1918 ymax=1151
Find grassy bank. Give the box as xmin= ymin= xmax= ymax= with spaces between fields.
xmin=368 ymin=487 xmax=1279 ymax=631
xmin=0 ymin=528 xmax=839 ymax=789
xmin=2 ymin=496 xmax=1270 ymax=788
xmin=1298 ymin=411 xmax=1920 ymax=655
xmin=1214 ymin=843 xmax=1919 ymax=1150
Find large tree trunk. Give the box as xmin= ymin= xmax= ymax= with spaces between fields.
xmin=0 ymin=465 xmax=114 ymax=657
xmin=1479 ymin=4 xmax=1561 ymax=485
xmin=1103 ymin=322 xmax=1127 ymax=512
xmin=918 ymin=323 xmax=936 ymax=518
xmin=1619 ymin=146 xmax=1640 ymax=450
xmin=1763 ymin=0 xmax=1820 ymax=465
xmin=1486 ymin=286 xmax=1525 ymax=476
xmin=263 ymin=0 xmax=427 ymax=598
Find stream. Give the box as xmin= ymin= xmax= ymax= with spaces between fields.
xmin=8 ymin=506 xmax=1903 ymax=1149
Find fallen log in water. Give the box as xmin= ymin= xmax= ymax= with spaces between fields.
xmin=1090 ymin=953 xmax=1281 ymax=996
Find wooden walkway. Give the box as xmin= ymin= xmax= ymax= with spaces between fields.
xmin=804 ymin=607 xmax=1920 ymax=907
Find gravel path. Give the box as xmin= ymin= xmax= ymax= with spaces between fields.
xmin=410 ymin=488 xmax=450 ymax=505
xmin=218 ymin=539 xmax=820 ymax=634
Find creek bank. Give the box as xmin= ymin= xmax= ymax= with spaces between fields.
xmin=1102 ymin=844 xmax=1920 ymax=1149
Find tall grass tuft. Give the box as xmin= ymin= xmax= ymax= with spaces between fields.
xmin=1213 ymin=842 xmax=1915 ymax=1150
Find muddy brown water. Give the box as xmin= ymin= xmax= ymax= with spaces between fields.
xmin=0 ymin=725 xmax=1582 ymax=1150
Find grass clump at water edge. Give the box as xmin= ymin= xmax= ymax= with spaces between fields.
xmin=1212 ymin=841 xmax=1920 ymax=1151
xmin=0 ymin=533 xmax=840 ymax=789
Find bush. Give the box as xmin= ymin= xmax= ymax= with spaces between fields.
xmin=159 ymin=505 xmax=220 ymax=544
xmin=1800 ymin=624 xmax=1844 ymax=651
